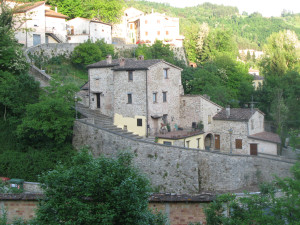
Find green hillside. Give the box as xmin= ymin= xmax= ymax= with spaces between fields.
xmin=126 ymin=0 xmax=300 ymax=49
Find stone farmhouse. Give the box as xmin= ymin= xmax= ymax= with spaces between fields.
xmin=112 ymin=7 xmax=184 ymax=47
xmin=4 ymin=1 xmax=112 ymax=47
xmin=86 ymin=56 xmax=280 ymax=155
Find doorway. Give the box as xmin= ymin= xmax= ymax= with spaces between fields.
xmin=215 ymin=134 xmax=220 ymax=150
xmin=250 ymin=143 xmax=258 ymax=155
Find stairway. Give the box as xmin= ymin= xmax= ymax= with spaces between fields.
xmin=76 ymin=104 xmax=144 ymax=140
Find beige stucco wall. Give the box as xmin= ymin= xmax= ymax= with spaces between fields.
xmin=248 ymin=138 xmax=278 ymax=155
xmin=45 ymin=16 xmax=67 ymax=42
xmin=157 ymin=134 xmax=204 ymax=149
xmin=14 ymin=4 xmax=46 ymax=47
xmin=114 ymin=114 xmax=147 ymax=136
xmin=253 ymin=80 xmax=263 ymax=89
xmin=89 ymin=67 xmax=114 ymax=117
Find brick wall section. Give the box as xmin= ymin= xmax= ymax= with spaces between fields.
xmin=73 ymin=119 xmax=293 ymax=192
xmin=0 ymin=193 xmax=214 ymax=225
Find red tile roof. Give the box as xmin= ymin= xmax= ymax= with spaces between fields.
xmin=45 ymin=9 xmax=68 ymax=19
xmin=14 ymin=1 xmax=45 ymax=13
xmin=213 ymin=108 xmax=264 ymax=121
xmin=248 ymin=132 xmax=281 ymax=144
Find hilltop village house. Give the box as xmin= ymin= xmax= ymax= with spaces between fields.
xmin=249 ymin=69 xmax=264 ymax=89
xmin=86 ymin=56 xmax=280 ymax=155
xmin=112 ymin=7 xmax=184 ymax=47
xmin=5 ymin=1 xmax=112 ymax=47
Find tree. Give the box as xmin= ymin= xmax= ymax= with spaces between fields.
xmin=205 ymin=161 xmax=300 ymax=225
xmin=36 ymin=150 xmax=166 ymax=225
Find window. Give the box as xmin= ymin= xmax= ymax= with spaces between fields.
xmin=166 ymin=31 xmax=169 ymax=35
xmin=153 ymin=92 xmax=157 ymax=103
xmin=137 ymin=119 xmax=143 ymax=127
xmin=162 ymin=92 xmax=167 ymax=102
xmin=127 ymin=93 xmax=132 ymax=104
xmin=157 ymin=31 xmax=160 ymax=35
xmin=163 ymin=141 xmax=172 ymax=146
xmin=128 ymin=71 xmax=133 ymax=81
xmin=197 ymin=138 xmax=201 ymax=148
xmin=208 ymin=115 xmax=211 ymax=124
xmin=236 ymin=139 xmax=242 ymax=149
xmin=251 ymin=119 xmax=254 ymax=130
xmin=145 ymin=20 xmax=148 ymax=24
xmin=145 ymin=31 xmax=148 ymax=36
xmin=163 ymin=68 xmax=168 ymax=79
xmin=186 ymin=141 xmax=190 ymax=148
xmin=130 ymin=24 xmax=133 ymax=29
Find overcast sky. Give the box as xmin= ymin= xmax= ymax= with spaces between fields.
xmin=145 ymin=0 xmax=300 ymax=17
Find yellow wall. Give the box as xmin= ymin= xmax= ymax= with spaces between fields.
xmin=114 ymin=113 xmax=147 ymax=136
xmin=157 ymin=134 xmax=204 ymax=149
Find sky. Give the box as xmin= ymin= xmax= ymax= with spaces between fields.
xmin=145 ymin=0 xmax=300 ymax=17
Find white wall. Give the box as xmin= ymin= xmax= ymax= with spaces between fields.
xmin=45 ymin=16 xmax=67 ymax=42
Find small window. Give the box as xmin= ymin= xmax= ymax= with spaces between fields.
xmin=130 ymin=24 xmax=133 ymax=29
xmin=163 ymin=68 xmax=168 ymax=79
xmin=208 ymin=115 xmax=211 ymax=124
xmin=127 ymin=94 xmax=132 ymax=104
xmin=153 ymin=93 xmax=157 ymax=103
xmin=197 ymin=138 xmax=201 ymax=148
xmin=128 ymin=71 xmax=133 ymax=81
xmin=166 ymin=31 xmax=169 ymax=35
xmin=137 ymin=119 xmax=142 ymax=127
xmin=163 ymin=141 xmax=172 ymax=146
xmin=162 ymin=92 xmax=167 ymax=102
xmin=251 ymin=119 xmax=254 ymax=130
xmin=157 ymin=31 xmax=160 ymax=35
xmin=236 ymin=139 xmax=242 ymax=149
xmin=145 ymin=31 xmax=148 ymax=36
xmin=186 ymin=141 xmax=190 ymax=148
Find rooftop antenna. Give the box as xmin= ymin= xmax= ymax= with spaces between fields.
xmin=247 ymin=95 xmax=259 ymax=114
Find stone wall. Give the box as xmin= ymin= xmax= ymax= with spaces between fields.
xmin=73 ymin=119 xmax=294 ymax=193
xmin=26 ymin=43 xmax=80 ymax=58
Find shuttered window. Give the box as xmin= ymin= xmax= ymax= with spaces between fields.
xmin=236 ymin=139 xmax=242 ymax=149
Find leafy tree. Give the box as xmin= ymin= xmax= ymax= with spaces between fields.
xmin=46 ymin=0 xmax=125 ymax=22
xmin=17 ymin=77 xmax=78 ymax=147
xmin=36 ymin=150 xmax=167 ymax=225
xmin=205 ymin=161 xmax=300 ymax=225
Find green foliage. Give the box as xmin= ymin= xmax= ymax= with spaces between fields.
xmin=71 ymin=39 xmax=115 ymax=67
xmin=182 ymin=54 xmax=253 ymax=107
xmin=36 ymin=149 xmax=167 ymax=225
xmin=135 ymin=40 xmax=185 ymax=68
xmin=205 ymin=162 xmax=300 ymax=225
xmin=46 ymin=0 xmax=125 ymax=22
xmin=17 ymin=77 xmax=78 ymax=146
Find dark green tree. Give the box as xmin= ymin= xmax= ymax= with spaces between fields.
xmin=36 ymin=150 xmax=167 ymax=225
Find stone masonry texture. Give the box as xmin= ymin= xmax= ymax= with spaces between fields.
xmin=73 ymin=119 xmax=293 ymax=193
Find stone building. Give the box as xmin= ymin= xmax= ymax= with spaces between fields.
xmin=112 ymin=7 xmax=184 ymax=47
xmin=213 ymin=107 xmax=280 ymax=155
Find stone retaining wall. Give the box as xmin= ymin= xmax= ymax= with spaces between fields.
xmin=73 ymin=119 xmax=293 ymax=193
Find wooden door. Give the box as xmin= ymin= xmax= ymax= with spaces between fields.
xmin=215 ymin=135 xmax=220 ymax=150
xmin=96 ymin=93 xmax=100 ymax=108
xmin=250 ymin=144 xmax=258 ymax=155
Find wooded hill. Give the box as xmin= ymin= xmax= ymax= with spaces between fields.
xmin=126 ymin=0 xmax=300 ymax=49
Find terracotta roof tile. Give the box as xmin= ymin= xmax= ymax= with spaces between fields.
xmin=248 ymin=132 xmax=281 ymax=144
xmin=14 ymin=1 xmax=45 ymax=13
xmin=45 ymin=9 xmax=68 ymax=19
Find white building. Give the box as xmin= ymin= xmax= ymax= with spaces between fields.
xmin=67 ymin=18 xmax=112 ymax=44
xmin=45 ymin=8 xmax=68 ymax=43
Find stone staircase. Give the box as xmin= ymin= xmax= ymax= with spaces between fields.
xmin=76 ymin=104 xmax=145 ymax=140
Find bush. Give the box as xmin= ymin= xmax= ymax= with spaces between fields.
xmin=36 ymin=150 xmax=167 ymax=225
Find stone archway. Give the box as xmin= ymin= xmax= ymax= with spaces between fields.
xmin=204 ymin=133 xmax=214 ymax=150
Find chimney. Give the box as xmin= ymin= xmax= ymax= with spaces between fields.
xmin=138 ymin=55 xmax=144 ymax=60
xmin=55 ymin=7 xmax=58 ymax=13
xmin=226 ymin=105 xmax=230 ymax=118
xmin=119 ymin=57 xmax=125 ymax=67
xmin=106 ymin=55 xmax=112 ymax=64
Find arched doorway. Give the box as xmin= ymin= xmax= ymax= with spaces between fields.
xmin=204 ymin=133 xmax=214 ymax=150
